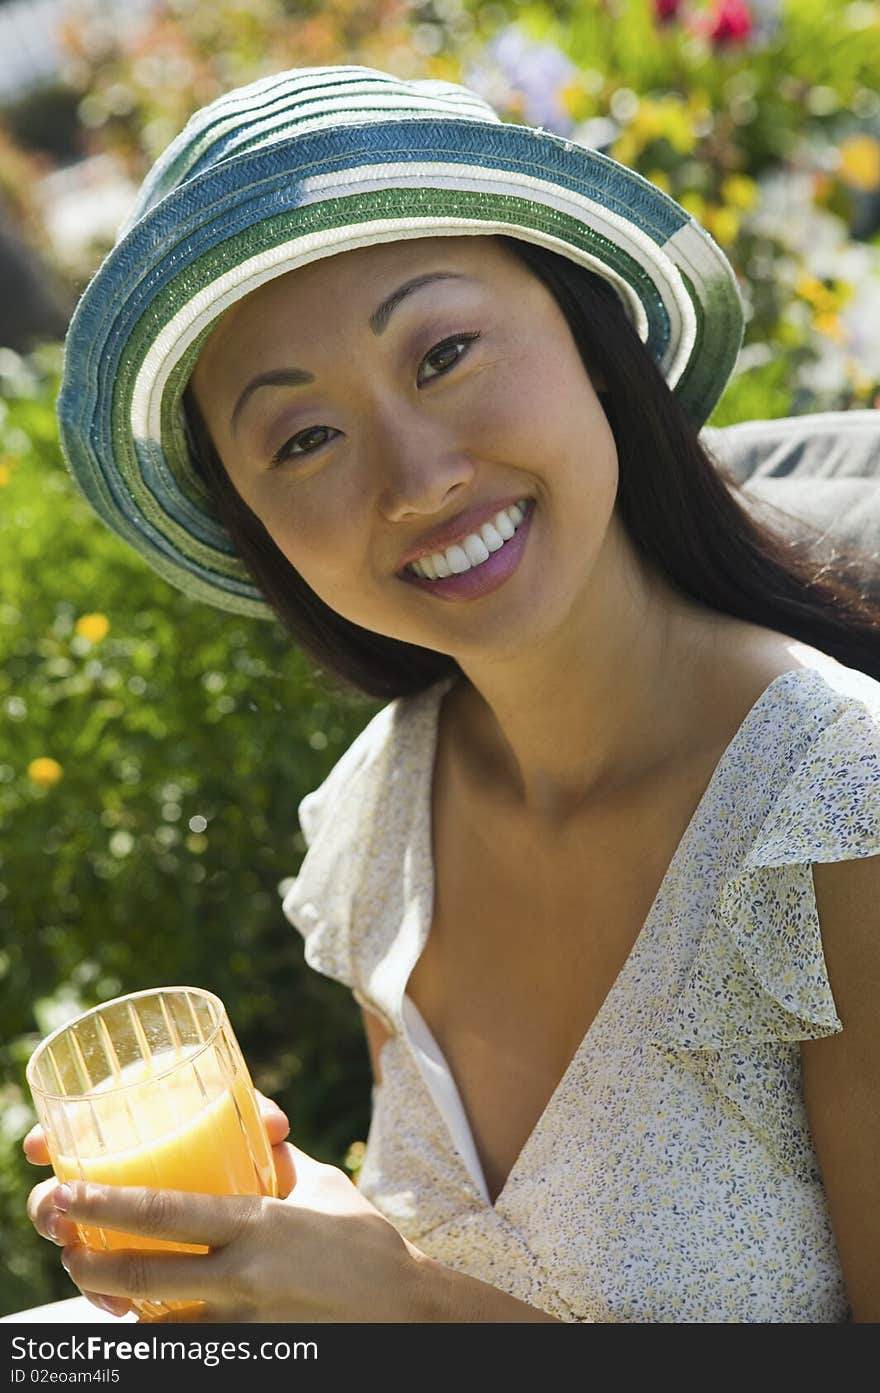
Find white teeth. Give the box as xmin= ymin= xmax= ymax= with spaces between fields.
xmin=408 ymin=499 xmax=529 ymax=580
xmin=463 ymin=534 xmax=490 ymax=566
xmin=445 ymin=544 xmax=471 ymax=575
xmin=480 ymin=522 xmax=505 ymax=552
xmin=432 ymin=552 xmax=452 ymax=578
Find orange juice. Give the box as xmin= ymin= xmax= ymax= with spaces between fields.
xmin=28 ymin=986 xmax=276 ymax=1321
xmin=52 ymin=1045 xmax=276 ymax=1256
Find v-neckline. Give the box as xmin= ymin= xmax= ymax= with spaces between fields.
xmin=396 ymin=663 xmax=818 ymax=1213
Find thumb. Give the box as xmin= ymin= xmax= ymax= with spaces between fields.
xmin=256 ymin=1092 xmax=290 ymax=1146
xmin=23 ymin=1126 xmax=51 ymax=1167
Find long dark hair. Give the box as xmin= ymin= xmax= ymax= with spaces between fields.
xmin=183 ymin=235 xmax=880 ymax=700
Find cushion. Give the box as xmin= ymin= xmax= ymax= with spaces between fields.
xmin=702 ymin=412 xmax=879 ymax=594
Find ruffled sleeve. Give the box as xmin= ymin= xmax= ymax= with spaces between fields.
xmin=279 ymin=677 xmax=452 ymax=1017
xmin=280 ymin=702 xmax=398 ymax=994
xmin=648 ymin=693 xmax=880 ymax=1183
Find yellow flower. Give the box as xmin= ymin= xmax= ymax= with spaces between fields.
xmin=631 ymin=99 xmax=665 ymax=144
xmin=646 ymin=168 xmax=672 ymax=194
xmin=610 ymin=131 xmax=639 ymax=167
xmin=704 ymin=205 xmax=741 ymax=245
xmin=837 ymin=134 xmax=880 ymax=192
xmin=75 ymin=613 xmax=110 ymax=643
xmin=796 ymin=275 xmax=852 ymax=316
xmin=679 ymin=191 xmax=706 ymax=222
xmin=813 ymin=312 xmax=847 ymax=343
xmin=720 ymin=174 xmax=758 ymax=211
xmin=631 ymin=96 xmax=696 ymax=156
xmin=28 ymin=758 xmax=64 ymax=787
xmin=559 ymin=77 xmax=592 ymax=122
xmin=0 ymin=463 xmax=10 ymax=487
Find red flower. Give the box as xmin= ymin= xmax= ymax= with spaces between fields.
xmin=703 ymin=0 xmax=754 ymax=46
xmin=654 ymin=0 xmax=683 ymax=20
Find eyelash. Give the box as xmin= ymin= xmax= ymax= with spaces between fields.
xmin=269 ymin=331 xmax=482 ymax=466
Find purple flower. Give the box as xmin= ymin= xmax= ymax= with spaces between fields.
xmin=465 ymin=25 xmax=578 ymax=135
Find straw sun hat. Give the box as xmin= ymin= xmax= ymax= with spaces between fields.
xmin=57 ymin=64 xmax=745 ymax=618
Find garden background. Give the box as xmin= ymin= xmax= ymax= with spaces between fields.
xmin=1 ymin=0 xmax=879 ymax=1317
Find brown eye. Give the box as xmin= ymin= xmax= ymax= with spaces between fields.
xmin=271 ymin=425 xmax=339 ymax=466
xmin=417 ymin=332 xmax=482 ymax=386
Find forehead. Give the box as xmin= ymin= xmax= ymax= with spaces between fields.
xmin=196 ymin=235 xmax=519 ymax=362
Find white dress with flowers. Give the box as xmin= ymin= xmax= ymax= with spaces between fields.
xmin=282 ymin=651 xmax=880 ymax=1323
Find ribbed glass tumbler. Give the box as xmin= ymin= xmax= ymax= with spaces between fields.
xmin=26 ymin=986 xmax=277 ymax=1321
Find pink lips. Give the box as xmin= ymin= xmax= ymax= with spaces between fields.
xmin=398 ymin=499 xmax=534 ymax=602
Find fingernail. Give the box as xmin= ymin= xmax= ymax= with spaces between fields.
xmin=53 ymin=1184 xmax=72 ymax=1212
xmin=93 ymin=1297 xmax=123 ymax=1316
xmin=46 ymin=1210 xmax=59 ymax=1241
xmin=60 ymin=1249 xmax=71 ymax=1272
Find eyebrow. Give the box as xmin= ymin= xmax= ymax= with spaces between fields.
xmin=229 ymin=271 xmax=472 ymax=432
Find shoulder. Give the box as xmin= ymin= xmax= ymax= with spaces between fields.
xmin=733 ymin=650 xmax=880 ymax=867
xmin=802 ymin=852 xmax=880 ymax=1322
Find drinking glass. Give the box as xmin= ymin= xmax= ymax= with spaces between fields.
xmin=26 ymin=986 xmax=277 ymax=1321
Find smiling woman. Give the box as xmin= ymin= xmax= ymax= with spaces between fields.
xmin=28 ymin=64 xmax=880 ymax=1323
xmin=180 ymin=231 xmax=879 ymax=702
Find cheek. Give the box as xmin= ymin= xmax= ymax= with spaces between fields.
xmin=247 ymin=477 xmax=387 ymax=625
xmin=475 ymin=345 xmax=602 ymax=445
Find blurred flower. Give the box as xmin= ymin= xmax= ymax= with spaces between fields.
xmin=796 ymin=274 xmax=853 ymax=317
xmin=0 ymin=461 xmax=11 ymax=487
xmin=75 ymin=613 xmax=110 ymax=643
xmin=344 ymin=1139 xmax=366 ymax=1180
xmin=679 ymin=191 xmax=707 ymax=222
xmin=703 ymin=204 xmax=741 ymax=245
xmin=647 ymin=168 xmax=673 ymax=194
xmin=465 ymin=25 xmax=578 ymax=135
xmin=721 ymin=174 xmax=759 ymax=210
xmin=612 ymin=93 xmax=705 ymax=168
xmin=654 ymin=0 xmax=683 ymax=21
xmin=696 ymin=0 xmax=755 ymax=47
xmin=28 ymin=758 xmax=64 ymax=787
xmin=837 ymin=134 xmax=880 ymax=193
xmin=812 ymin=313 xmax=847 ymax=344
xmin=749 ymin=166 xmax=880 ymax=401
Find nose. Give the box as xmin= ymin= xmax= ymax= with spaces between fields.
xmin=371 ymin=403 xmax=477 ymax=523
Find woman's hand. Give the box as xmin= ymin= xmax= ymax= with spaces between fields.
xmin=30 ymin=1146 xmax=426 ymax=1323
xmin=24 ymin=1093 xmax=293 ymax=1320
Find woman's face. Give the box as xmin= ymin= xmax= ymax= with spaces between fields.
xmin=190 ymin=235 xmax=621 ymax=663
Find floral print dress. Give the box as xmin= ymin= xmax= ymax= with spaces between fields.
xmin=283 ymin=652 xmax=879 ymax=1322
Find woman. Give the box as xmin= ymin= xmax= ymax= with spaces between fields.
xmin=25 ymin=65 xmax=880 ymax=1322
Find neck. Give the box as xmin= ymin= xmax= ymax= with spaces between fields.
xmin=448 ymin=557 xmax=731 ymax=825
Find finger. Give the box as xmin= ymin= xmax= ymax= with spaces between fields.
xmin=61 ymin=1244 xmax=228 ymax=1308
xmin=84 ymin=1292 xmax=132 ymax=1319
xmin=54 ymin=1181 xmax=263 ymax=1249
xmin=272 ymin=1142 xmax=296 ymax=1199
xmin=255 ymin=1093 xmax=289 ymax=1145
xmin=23 ymin=1126 xmax=51 ymax=1166
xmin=27 ymin=1177 xmax=82 ymax=1248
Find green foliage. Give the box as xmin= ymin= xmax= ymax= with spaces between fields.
xmin=0 ymin=350 xmax=382 ymax=1315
